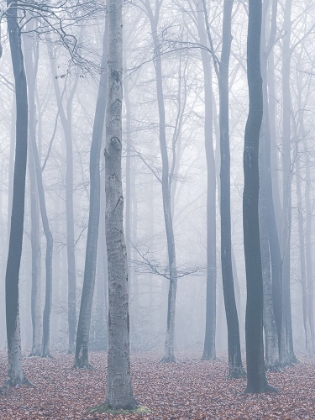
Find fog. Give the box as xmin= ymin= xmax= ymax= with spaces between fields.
xmin=0 ymin=0 xmax=315 ymax=384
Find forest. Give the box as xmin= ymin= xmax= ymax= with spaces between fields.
xmin=0 ymin=0 xmax=315 ymax=418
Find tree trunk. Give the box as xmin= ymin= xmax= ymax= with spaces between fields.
xmin=24 ymin=30 xmax=42 ymax=357
xmin=104 ymin=0 xmax=137 ymax=409
xmin=5 ymin=0 xmax=29 ymax=386
xmin=219 ymin=0 xmax=244 ymax=378
xmin=305 ymin=148 xmax=315 ymax=352
xmin=48 ymin=49 xmax=79 ymax=354
xmin=296 ymin=144 xmax=310 ymax=352
xmin=281 ymin=0 xmax=296 ymax=365
xmin=74 ymin=18 xmax=107 ymax=369
xmin=196 ymin=3 xmax=216 ymax=362
xmin=260 ymin=0 xmax=279 ymax=370
xmin=146 ymin=3 xmax=178 ymax=363
xmin=243 ymin=0 xmax=275 ymax=393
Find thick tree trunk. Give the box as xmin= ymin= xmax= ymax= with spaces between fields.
xmin=104 ymin=0 xmax=137 ymax=409
xmin=219 ymin=0 xmax=244 ymax=378
xmin=74 ymin=20 xmax=107 ymax=369
xmin=243 ymin=0 xmax=275 ymax=393
xmin=24 ymin=32 xmax=42 ymax=357
xmin=196 ymin=4 xmax=216 ymax=362
xmin=5 ymin=0 xmax=29 ymax=386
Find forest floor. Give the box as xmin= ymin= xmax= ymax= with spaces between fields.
xmin=0 ymin=351 xmax=314 ymax=419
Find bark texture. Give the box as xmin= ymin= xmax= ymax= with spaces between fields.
xmin=104 ymin=0 xmax=137 ymax=409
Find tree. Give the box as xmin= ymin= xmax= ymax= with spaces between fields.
xmin=195 ymin=0 xmax=217 ymax=362
xmin=200 ymin=0 xmax=244 ymax=376
xmin=260 ymin=0 xmax=279 ymax=370
xmin=243 ymin=0 xmax=277 ymax=393
xmin=217 ymin=0 xmax=244 ymax=378
xmin=104 ymin=0 xmax=137 ymax=409
xmin=74 ymin=17 xmax=107 ymax=369
xmin=24 ymin=26 xmax=42 ymax=357
xmin=48 ymin=50 xmax=79 ymax=355
xmin=280 ymin=0 xmax=296 ymax=365
xmin=143 ymin=0 xmax=179 ymax=363
xmin=4 ymin=0 xmax=31 ymax=387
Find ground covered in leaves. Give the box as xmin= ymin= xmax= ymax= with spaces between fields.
xmin=0 ymin=351 xmax=314 ymax=419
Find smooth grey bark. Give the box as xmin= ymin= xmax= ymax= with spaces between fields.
xmin=243 ymin=0 xmax=275 ymax=394
xmin=260 ymin=0 xmax=279 ymax=370
xmin=281 ymin=0 xmax=296 ymax=365
xmin=24 ymin=30 xmax=42 ymax=357
xmin=145 ymin=0 xmax=178 ymax=363
xmin=218 ymin=0 xmax=244 ymax=378
xmin=74 ymin=20 xmax=107 ymax=369
xmin=196 ymin=2 xmax=216 ymax=362
xmin=104 ymin=0 xmax=137 ymax=409
xmin=5 ymin=0 xmax=30 ymax=386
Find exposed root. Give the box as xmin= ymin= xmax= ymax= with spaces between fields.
xmin=28 ymin=352 xmax=42 ymax=358
xmin=159 ymin=355 xmax=176 ymax=363
xmin=201 ymin=354 xmax=216 ymax=361
xmin=73 ymin=361 xmax=94 ymax=370
xmin=244 ymin=383 xmax=280 ymax=394
xmin=3 ymin=376 xmax=35 ymax=389
xmin=88 ymin=403 xmax=150 ymax=415
xmin=228 ymin=366 xmax=246 ymax=379
xmin=41 ymin=353 xmax=54 ymax=359
xmin=266 ymin=364 xmax=283 ymax=373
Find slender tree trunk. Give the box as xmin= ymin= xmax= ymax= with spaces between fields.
xmin=281 ymin=0 xmax=296 ymax=365
xmin=5 ymin=0 xmax=30 ymax=386
xmin=48 ymin=50 xmax=79 ymax=354
xmin=305 ymin=148 xmax=315 ymax=352
xmin=196 ymin=4 xmax=216 ymax=362
xmin=260 ymin=0 xmax=279 ymax=370
xmin=243 ymin=0 xmax=275 ymax=393
xmin=104 ymin=0 xmax=137 ymax=409
xmin=65 ymin=104 xmax=77 ymax=354
xmin=219 ymin=0 xmax=244 ymax=378
xmin=263 ymin=0 xmax=286 ymax=367
xmin=74 ymin=19 xmax=107 ymax=369
xmin=146 ymin=3 xmax=178 ymax=362
xmin=24 ymin=31 xmax=42 ymax=357
xmin=32 ymin=129 xmax=54 ymax=358
xmin=296 ymin=146 xmax=310 ymax=352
